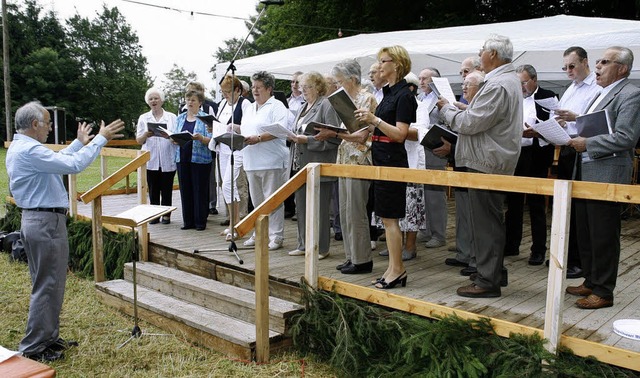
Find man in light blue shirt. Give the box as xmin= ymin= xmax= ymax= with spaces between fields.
xmin=6 ymin=101 xmax=124 ymax=362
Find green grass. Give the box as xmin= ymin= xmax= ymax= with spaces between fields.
xmin=0 ymin=253 xmax=336 ymax=377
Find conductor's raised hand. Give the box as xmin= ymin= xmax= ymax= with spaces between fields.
xmin=76 ymin=122 xmax=95 ymax=145
xmin=98 ymin=119 xmax=125 ymax=141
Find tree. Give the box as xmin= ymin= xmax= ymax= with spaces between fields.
xmin=65 ymin=5 xmax=150 ymax=136
xmin=160 ymin=64 xmax=197 ymax=114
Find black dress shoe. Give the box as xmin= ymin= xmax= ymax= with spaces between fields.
xmin=336 ymin=260 xmax=351 ymax=270
xmin=341 ymin=261 xmax=373 ymax=274
xmin=566 ymin=266 xmax=583 ymax=279
xmin=49 ymin=338 xmax=78 ymax=351
xmin=209 ymin=208 xmax=219 ymax=215
xmin=25 ymin=347 xmax=64 ymax=362
xmin=445 ymin=258 xmax=468 ymax=267
xmin=161 ymin=217 xmax=171 ymax=225
xmin=503 ymin=249 xmax=519 ymax=256
xmin=460 ymin=266 xmax=477 ymax=276
xmin=181 ymin=225 xmax=195 ymax=230
xmin=334 ymin=232 xmax=343 ymax=241
xmin=149 ymin=218 xmax=160 ymax=225
xmin=220 ymin=219 xmax=230 ymax=226
xmin=528 ymin=253 xmax=545 ymax=266
xmin=195 ymin=226 xmax=206 ymax=231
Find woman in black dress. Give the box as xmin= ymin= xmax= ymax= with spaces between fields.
xmin=356 ymin=45 xmax=417 ymax=289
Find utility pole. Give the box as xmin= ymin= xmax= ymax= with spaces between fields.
xmin=2 ymin=0 xmax=11 ymax=141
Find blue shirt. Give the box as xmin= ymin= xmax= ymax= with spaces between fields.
xmin=175 ymin=111 xmax=212 ymax=164
xmin=6 ymin=133 xmax=107 ymax=209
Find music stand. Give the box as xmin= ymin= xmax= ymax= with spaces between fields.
xmin=102 ymin=204 xmax=176 ymax=348
xmin=193 ymin=1 xmax=280 ymax=263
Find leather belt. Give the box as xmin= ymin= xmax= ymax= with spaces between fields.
xmin=371 ymin=135 xmax=394 ymax=143
xmin=23 ymin=207 xmax=68 ymax=215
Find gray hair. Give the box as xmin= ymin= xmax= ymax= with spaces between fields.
xmin=145 ymin=87 xmax=165 ymax=104
xmin=15 ymin=101 xmax=46 ymax=131
xmin=465 ymin=71 xmax=485 ymax=85
xmin=426 ymin=67 xmax=441 ymax=77
xmin=252 ymin=71 xmax=275 ymax=92
xmin=515 ymin=64 xmax=537 ymax=80
xmin=610 ymin=46 xmax=634 ymax=77
xmin=484 ymin=34 xmax=513 ymax=62
xmin=465 ymin=56 xmax=481 ymax=69
xmin=331 ymin=59 xmax=362 ymax=85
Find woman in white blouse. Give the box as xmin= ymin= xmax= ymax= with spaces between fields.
xmin=135 ymin=87 xmax=178 ymax=224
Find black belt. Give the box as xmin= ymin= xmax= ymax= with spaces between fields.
xmin=23 ymin=207 xmax=68 ymax=215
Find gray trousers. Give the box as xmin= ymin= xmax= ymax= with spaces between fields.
xmin=295 ymin=180 xmax=334 ymax=254
xmin=468 ymin=187 xmax=506 ymax=291
xmin=423 ymin=149 xmax=448 ymax=242
xmin=339 ymin=177 xmax=372 ymax=264
xmin=19 ymin=210 xmax=68 ymax=354
xmin=454 ymin=189 xmax=475 ymax=267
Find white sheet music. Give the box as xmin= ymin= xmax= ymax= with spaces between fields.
xmin=261 ymin=123 xmax=296 ymax=140
xmin=431 ymin=77 xmax=457 ymax=105
xmin=534 ymin=97 xmax=560 ymax=111
xmin=531 ymin=118 xmax=571 ymax=146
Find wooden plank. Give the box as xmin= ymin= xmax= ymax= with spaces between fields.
xmin=236 ymin=168 xmax=307 ymax=236
xmin=92 ymin=197 xmax=105 ymax=282
xmin=544 ymin=180 xmax=572 ymax=354
xmin=0 ymin=356 xmax=55 ymax=378
xmin=318 ymin=277 xmax=640 ymax=372
xmin=80 ymin=151 xmax=150 ymax=204
xmin=255 ymin=215 xmax=270 ymax=363
xmin=100 ymin=146 xmax=141 ymax=158
xmin=304 ymin=164 xmax=321 ymax=289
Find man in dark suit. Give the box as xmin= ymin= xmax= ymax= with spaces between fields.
xmin=504 ymin=65 xmax=557 ymax=265
xmin=566 ymin=46 xmax=640 ymax=309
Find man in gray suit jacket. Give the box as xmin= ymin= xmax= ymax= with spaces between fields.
xmin=566 ymin=46 xmax=640 ymax=309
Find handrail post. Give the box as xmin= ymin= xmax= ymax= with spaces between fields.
xmin=137 ymin=150 xmax=149 ymax=261
xmin=544 ymin=179 xmax=572 ymax=354
xmin=92 ymin=196 xmax=105 ymax=282
xmin=255 ymin=214 xmax=270 ymax=362
xmin=304 ymin=163 xmax=321 ymax=289
xmin=68 ymin=174 xmax=78 ymax=218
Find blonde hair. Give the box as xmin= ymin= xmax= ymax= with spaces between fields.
xmin=378 ymin=45 xmax=412 ymax=79
xmin=301 ymin=71 xmax=328 ymax=97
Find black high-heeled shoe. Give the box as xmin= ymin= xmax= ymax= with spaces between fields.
xmin=375 ymin=271 xmax=407 ymax=289
xmin=371 ymin=277 xmax=385 ymax=285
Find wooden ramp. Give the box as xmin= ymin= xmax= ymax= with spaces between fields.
xmin=78 ymin=190 xmax=640 ymax=368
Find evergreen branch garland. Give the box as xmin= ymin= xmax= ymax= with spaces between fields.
xmin=291 ymin=280 xmax=638 ymax=377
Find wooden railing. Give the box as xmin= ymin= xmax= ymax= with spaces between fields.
xmin=79 ymin=149 xmax=150 ymax=282
xmin=236 ymin=163 xmax=640 ymax=371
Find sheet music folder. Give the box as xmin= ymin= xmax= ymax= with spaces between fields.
xmin=214 ymin=132 xmax=246 ymax=151
xmin=420 ymin=124 xmax=458 ymax=149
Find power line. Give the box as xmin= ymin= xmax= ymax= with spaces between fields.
xmin=121 ymin=0 xmax=369 ymax=34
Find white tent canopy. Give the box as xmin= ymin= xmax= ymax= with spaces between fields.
xmin=216 ymin=15 xmax=640 ymax=94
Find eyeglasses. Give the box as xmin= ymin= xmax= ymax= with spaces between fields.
xmin=521 ymin=80 xmax=531 ymax=86
xmin=220 ymin=89 xmax=232 ymax=94
xmin=301 ymin=85 xmax=314 ymax=90
xmin=39 ymin=120 xmax=52 ymax=127
xmin=596 ymin=59 xmax=622 ymax=66
xmin=561 ymin=64 xmax=576 ymax=71
xmin=459 ymin=68 xmax=471 ymax=75
xmin=378 ymin=58 xmax=393 ymax=64
xmin=460 ymin=83 xmax=478 ymax=89
xmin=291 ymin=80 xmax=299 ymax=84
xmin=251 ymin=85 xmax=265 ymax=90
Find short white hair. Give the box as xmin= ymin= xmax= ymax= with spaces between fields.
xmin=144 ymin=87 xmax=165 ymax=104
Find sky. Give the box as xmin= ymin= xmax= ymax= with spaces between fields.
xmin=38 ymin=0 xmax=261 ymax=92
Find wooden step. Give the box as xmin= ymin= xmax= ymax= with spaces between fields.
xmin=95 ymin=279 xmax=291 ymax=360
xmin=123 ymin=262 xmax=303 ymax=334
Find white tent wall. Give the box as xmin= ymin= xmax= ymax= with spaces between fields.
xmin=216 ymin=15 xmax=640 ymax=96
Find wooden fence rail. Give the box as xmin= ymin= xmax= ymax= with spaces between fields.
xmin=236 ymin=163 xmax=640 ymax=371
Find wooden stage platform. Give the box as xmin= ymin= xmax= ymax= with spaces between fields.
xmin=76 ymin=190 xmax=640 ymax=358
